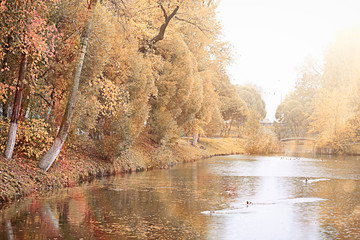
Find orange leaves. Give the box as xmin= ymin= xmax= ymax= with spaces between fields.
xmin=23 ymin=9 xmax=59 ymax=64
xmin=0 ymin=0 xmax=236 ymax=157
xmin=0 ymin=83 xmax=16 ymax=103
xmin=0 ymin=1 xmax=6 ymax=12
xmin=0 ymin=0 xmax=60 ymax=66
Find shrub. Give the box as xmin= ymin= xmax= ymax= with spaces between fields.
xmin=0 ymin=118 xmax=54 ymax=160
xmin=244 ymin=127 xmax=280 ymax=154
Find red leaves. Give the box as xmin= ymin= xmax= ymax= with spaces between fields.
xmin=0 ymin=0 xmax=60 ymax=65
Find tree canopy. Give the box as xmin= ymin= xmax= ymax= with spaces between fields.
xmin=275 ymin=25 xmax=360 ymax=153
xmin=0 ymin=0 xmax=270 ymax=169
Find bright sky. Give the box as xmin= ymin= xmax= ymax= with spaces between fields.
xmin=217 ymin=0 xmax=360 ymax=120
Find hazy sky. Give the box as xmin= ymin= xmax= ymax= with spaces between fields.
xmin=217 ymin=0 xmax=360 ymax=120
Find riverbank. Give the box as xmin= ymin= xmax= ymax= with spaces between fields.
xmin=0 ymin=136 xmax=244 ymax=206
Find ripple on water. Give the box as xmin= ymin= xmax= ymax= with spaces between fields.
xmin=202 ymin=197 xmax=327 ymax=215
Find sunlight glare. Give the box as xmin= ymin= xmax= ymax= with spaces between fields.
xmin=217 ymin=0 xmax=360 ymax=119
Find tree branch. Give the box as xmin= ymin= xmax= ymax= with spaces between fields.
xmin=160 ymin=4 xmax=168 ymax=21
xmin=35 ymin=93 xmax=52 ymax=107
xmin=139 ymin=5 xmax=179 ymax=53
xmin=150 ymin=5 xmax=179 ymax=44
xmin=174 ymin=16 xmax=211 ymax=36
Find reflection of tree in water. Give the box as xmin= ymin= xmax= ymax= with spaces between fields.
xmin=1 ymin=157 xmax=359 ymax=239
xmin=0 ymin=163 xmax=263 ymax=239
xmin=83 ymin=167 xmax=232 ymax=239
xmin=70 ymin=161 xmax=262 ymax=239
xmin=316 ymin=179 xmax=360 ymax=239
xmin=0 ymin=199 xmax=61 ymax=239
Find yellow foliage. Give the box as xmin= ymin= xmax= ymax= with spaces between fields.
xmin=0 ymin=119 xmax=53 ymax=159
xmin=95 ymin=77 xmax=129 ymax=118
xmin=244 ymin=127 xmax=280 ymax=154
xmin=308 ymin=87 xmax=354 ymax=145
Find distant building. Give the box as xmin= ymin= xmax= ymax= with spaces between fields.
xmin=260 ymin=118 xmax=273 ymax=127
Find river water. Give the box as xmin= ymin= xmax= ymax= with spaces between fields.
xmin=1 ymin=155 xmax=360 ymax=239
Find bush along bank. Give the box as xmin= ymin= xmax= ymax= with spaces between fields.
xmin=0 ymin=137 xmax=245 ymax=206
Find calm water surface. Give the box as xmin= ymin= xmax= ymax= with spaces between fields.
xmin=1 ymin=155 xmax=360 ymax=239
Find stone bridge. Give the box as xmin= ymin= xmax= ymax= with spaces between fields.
xmin=280 ymin=138 xmax=316 ymax=155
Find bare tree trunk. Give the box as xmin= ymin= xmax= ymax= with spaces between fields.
xmin=4 ymin=53 xmax=27 ymax=160
xmin=6 ymin=104 xmax=11 ymax=118
xmin=39 ymin=1 xmax=97 ymax=171
xmin=3 ymin=220 xmax=14 ymax=240
xmin=192 ymin=132 xmax=198 ymax=146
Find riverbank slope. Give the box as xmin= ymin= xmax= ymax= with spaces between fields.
xmin=0 ymin=136 xmax=244 ymax=206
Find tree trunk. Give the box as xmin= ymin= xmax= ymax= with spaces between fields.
xmin=4 ymin=53 xmax=27 ymax=160
xmin=192 ymin=132 xmax=198 ymax=146
xmin=39 ymin=1 xmax=97 ymax=171
xmin=6 ymin=104 xmax=11 ymax=118
xmin=139 ymin=5 xmax=179 ymax=53
xmin=19 ymin=85 xmax=30 ymax=122
xmin=227 ymin=118 xmax=233 ymax=137
xmin=220 ymin=128 xmax=224 ymax=137
xmin=3 ymin=220 xmax=14 ymax=240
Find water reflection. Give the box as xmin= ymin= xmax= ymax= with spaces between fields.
xmin=0 ymin=155 xmax=360 ymax=239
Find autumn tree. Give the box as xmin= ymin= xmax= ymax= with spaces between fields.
xmin=148 ymin=36 xmax=198 ymax=144
xmin=274 ymin=56 xmax=321 ymax=139
xmin=39 ymin=0 xmax=98 ymax=171
xmin=144 ymin=0 xmax=230 ymax=144
xmin=236 ymin=85 xmax=266 ymax=120
xmin=307 ymin=27 xmax=360 ymax=151
xmin=211 ymin=73 xmax=248 ymax=137
xmin=0 ymin=0 xmax=238 ymax=167
xmin=40 ymin=0 xmax=183 ymax=166
xmin=294 ymin=56 xmax=322 ymax=104
xmin=235 ymin=85 xmax=266 ymax=138
xmin=179 ymin=0 xmax=230 ymax=142
xmin=0 ymin=0 xmax=59 ymax=160
xmin=275 ymin=93 xmax=308 ymax=138
xmin=184 ymin=70 xmax=221 ymax=145
xmin=308 ymin=88 xmax=353 ymax=147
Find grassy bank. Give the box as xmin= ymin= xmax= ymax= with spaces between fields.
xmin=0 ymin=137 xmax=244 ymax=206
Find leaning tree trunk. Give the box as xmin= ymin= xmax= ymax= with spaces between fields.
xmin=4 ymin=53 xmax=28 ymax=160
xmin=39 ymin=1 xmax=97 ymax=171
